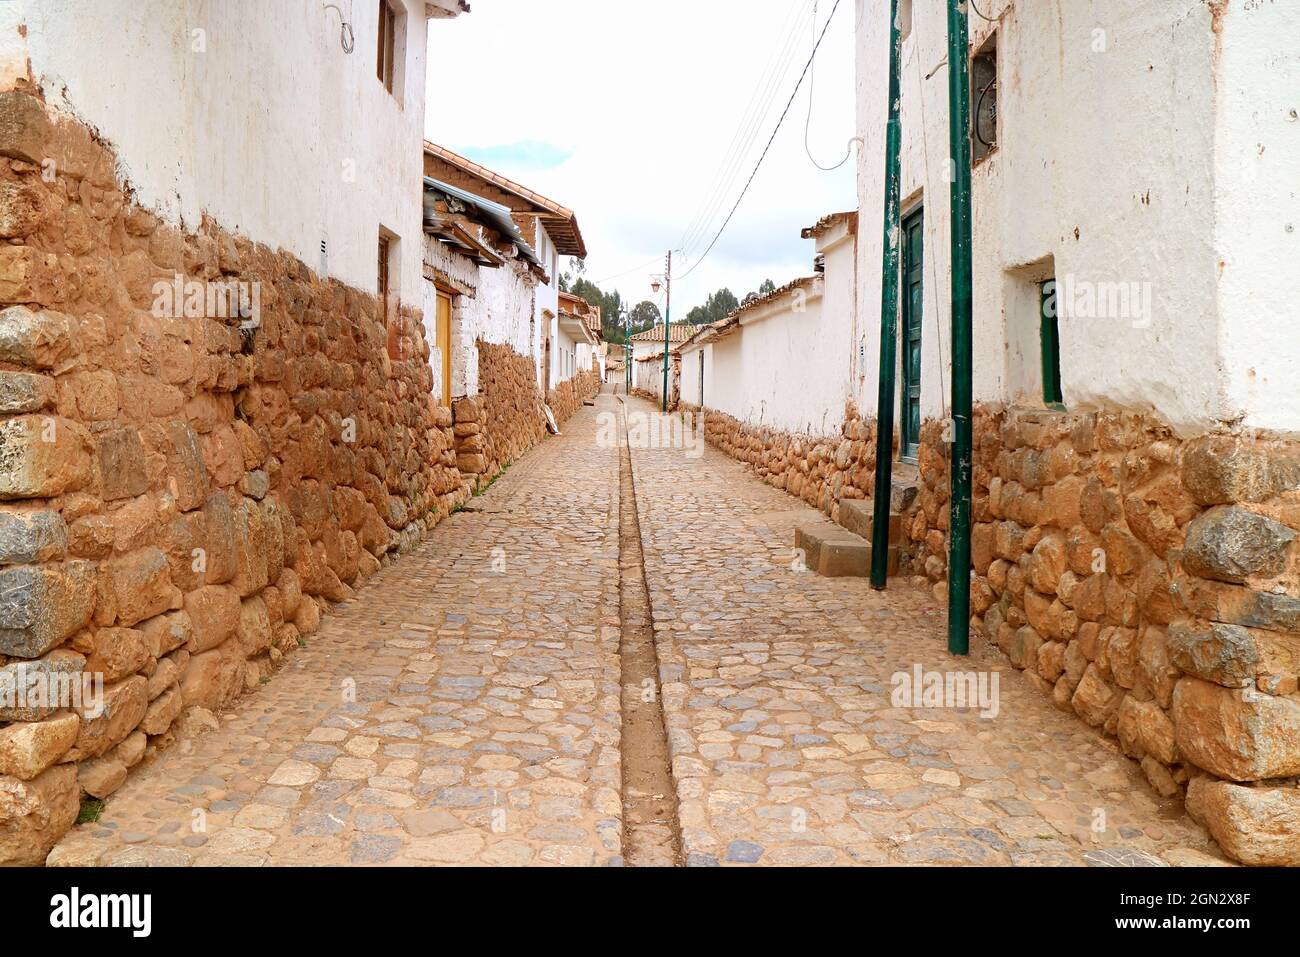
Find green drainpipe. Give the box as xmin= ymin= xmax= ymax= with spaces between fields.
xmin=945 ymin=0 xmax=974 ymax=656
xmin=870 ymin=0 xmax=904 ymax=591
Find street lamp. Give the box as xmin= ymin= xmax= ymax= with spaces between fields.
xmin=622 ymin=303 xmax=632 ymax=396
xmin=651 ymin=254 xmax=671 ymax=412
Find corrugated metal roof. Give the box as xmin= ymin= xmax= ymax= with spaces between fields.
xmin=423 ymin=177 xmax=542 ymax=268
xmin=423 ymin=142 xmax=587 ymax=258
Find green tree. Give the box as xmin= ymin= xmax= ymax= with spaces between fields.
xmin=757 ymin=278 xmax=776 ymax=296
xmin=627 ymin=300 xmax=662 ymax=335
xmin=558 ymin=256 xmax=586 ymax=293
xmin=684 ymin=287 xmax=740 ymax=326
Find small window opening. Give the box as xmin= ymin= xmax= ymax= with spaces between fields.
xmin=971 ymin=33 xmax=998 ymax=163
xmin=377 ymin=235 xmax=390 ymax=308
xmin=1039 ymin=279 xmax=1065 ymax=409
xmin=378 ymin=231 xmax=403 ymax=360
xmin=376 ymin=0 xmax=399 ymax=95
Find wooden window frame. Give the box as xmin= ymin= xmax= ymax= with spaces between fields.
xmin=377 ymin=236 xmax=390 ymax=312
xmin=377 ymin=0 xmax=397 ymax=94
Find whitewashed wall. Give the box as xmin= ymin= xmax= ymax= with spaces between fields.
xmin=634 ymin=357 xmax=661 ymax=399
xmin=423 ymin=236 xmax=537 ymax=401
xmin=706 ymin=334 xmax=746 ymax=422
xmin=679 ymin=343 xmax=712 ymax=408
xmin=555 ymin=325 xmax=579 ymax=385
xmin=1213 ymin=2 xmax=1300 ymax=433
xmin=533 ymin=226 xmax=561 ymax=389
xmin=576 ymin=339 xmax=600 ymax=376
xmin=853 ymin=0 xmax=1300 ymax=435
xmin=6 ymin=0 xmax=439 ymax=308
xmin=677 ymin=223 xmax=854 ymax=436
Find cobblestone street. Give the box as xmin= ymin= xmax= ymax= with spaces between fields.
xmin=48 ymin=394 xmax=1227 ymax=867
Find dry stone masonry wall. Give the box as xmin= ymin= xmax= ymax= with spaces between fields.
xmin=689 ymin=396 xmax=1300 ymax=864
xmin=0 ymin=92 xmax=465 ymax=863
xmin=548 ymin=368 xmax=600 ymax=427
xmin=468 ymin=339 xmax=546 ymax=481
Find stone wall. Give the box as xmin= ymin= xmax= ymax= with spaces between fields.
xmin=957 ymin=408 xmax=1300 ymax=865
xmin=455 ymin=345 xmax=599 ymax=489
xmin=688 ymin=392 xmax=1300 ymax=864
xmin=470 ymin=338 xmax=547 ymax=481
xmin=0 ymin=92 xmax=464 ymax=864
xmin=548 ymin=368 xmax=601 ymax=427
xmin=698 ymin=399 xmax=878 ymax=512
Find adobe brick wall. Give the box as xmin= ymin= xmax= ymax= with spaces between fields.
xmin=0 ymin=92 xmax=465 ymax=863
xmin=690 ymin=395 xmax=1300 ymax=865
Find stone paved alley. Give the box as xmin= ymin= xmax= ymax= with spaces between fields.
xmin=47 ymin=394 xmax=1229 ymax=867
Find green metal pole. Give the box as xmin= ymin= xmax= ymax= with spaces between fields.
xmin=661 ymin=251 xmax=671 ymax=412
xmin=945 ymin=0 xmax=973 ymax=656
xmin=870 ymin=0 xmax=904 ymax=591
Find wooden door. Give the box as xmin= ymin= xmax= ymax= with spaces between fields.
xmin=435 ymin=290 xmax=452 ymax=407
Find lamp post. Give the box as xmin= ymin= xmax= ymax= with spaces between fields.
xmin=623 ymin=304 xmax=632 ymax=396
xmin=650 ymin=251 xmax=671 ymax=413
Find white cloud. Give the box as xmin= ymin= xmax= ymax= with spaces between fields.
xmin=425 ymin=0 xmax=857 ymax=318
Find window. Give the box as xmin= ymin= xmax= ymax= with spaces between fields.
xmin=1039 ymin=279 xmax=1064 ymax=409
xmin=1004 ymin=259 xmax=1062 ymax=409
xmin=971 ymin=33 xmax=998 ymax=163
xmin=377 ymin=0 xmax=395 ymax=91
xmin=378 ymin=231 xmax=402 ymax=360
xmin=377 ymin=236 xmax=390 ymax=311
xmin=377 ymin=0 xmax=405 ymax=100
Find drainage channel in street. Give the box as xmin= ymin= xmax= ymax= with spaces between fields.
xmin=616 ymin=399 xmax=683 ymax=867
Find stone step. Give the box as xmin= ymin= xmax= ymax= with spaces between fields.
xmin=794 ymin=524 xmax=899 ymax=578
xmin=837 ymin=499 xmax=902 ymax=542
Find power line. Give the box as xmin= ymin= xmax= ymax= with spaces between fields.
xmin=679 ymin=1 xmax=815 ymax=259
xmin=804 ymin=0 xmax=853 ymax=171
xmin=589 ymin=254 xmax=665 ymax=287
xmin=679 ymin=1 xmax=810 ymax=256
xmin=678 ymin=0 xmax=845 ymax=280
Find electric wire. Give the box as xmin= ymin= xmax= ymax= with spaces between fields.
xmin=804 ymin=0 xmax=853 ymax=171
xmin=589 ymin=254 xmax=666 ymax=287
xmin=679 ymin=1 xmax=811 ymax=256
xmin=679 ymin=1 xmax=816 ymax=259
xmin=677 ymin=0 xmax=845 ymax=281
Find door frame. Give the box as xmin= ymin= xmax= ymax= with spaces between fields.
xmin=899 ymin=204 xmax=924 ymax=463
xmin=434 ymin=287 xmax=453 ymax=407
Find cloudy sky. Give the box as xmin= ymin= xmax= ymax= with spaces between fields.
xmin=424 ymin=0 xmax=857 ymax=319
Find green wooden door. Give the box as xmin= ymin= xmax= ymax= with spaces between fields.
xmin=900 ymin=208 xmax=924 ymax=460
